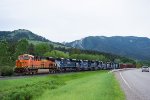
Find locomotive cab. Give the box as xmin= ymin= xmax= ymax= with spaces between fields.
xmin=15 ymin=54 xmax=35 ymax=73
xmin=16 ymin=54 xmax=34 ymax=68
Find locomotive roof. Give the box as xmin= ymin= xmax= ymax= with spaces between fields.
xmin=21 ymin=54 xmax=34 ymax=57
xmin=19 ymin=54 xmax=116 ymax=64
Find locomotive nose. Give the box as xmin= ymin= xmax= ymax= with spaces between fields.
xmin=16 ymin=60 xmax=23 ymax=67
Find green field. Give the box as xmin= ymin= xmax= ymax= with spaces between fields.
xmin=0 ymin=71 xmax=125 ymax=100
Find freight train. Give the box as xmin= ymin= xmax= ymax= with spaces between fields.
xmin=15 ymin=54 xmax=135 ymax=74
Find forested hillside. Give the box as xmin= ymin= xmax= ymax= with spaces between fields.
xmin=0 ymin=29 xmax=49 ymax=42
xmin=0 ymin=29 xmax=66 ymax=47
xmin=65 ymin=36 xmax=150 ymax=61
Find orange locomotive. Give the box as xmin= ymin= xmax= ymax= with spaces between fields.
xmin=15 ymin=54 xmax=56 ymax=74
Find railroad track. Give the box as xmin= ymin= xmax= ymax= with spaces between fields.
xmin=0 ymin=69 xmax=97 ymax=80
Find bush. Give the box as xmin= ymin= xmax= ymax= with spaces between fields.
xmin=8 ymin=90 xmax=32 ymax=100
xmin=0 ymin=66 xmax=14 ymax=76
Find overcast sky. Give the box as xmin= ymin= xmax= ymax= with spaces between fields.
xmin=0 ymin=0 xmax=150 ymax=42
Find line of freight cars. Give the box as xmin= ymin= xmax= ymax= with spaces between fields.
xmin=15 ymin=54 xmax=135 ymax=74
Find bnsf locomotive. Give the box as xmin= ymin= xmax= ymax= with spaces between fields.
xmin=15 ymin=54 xmax=133 ymax=74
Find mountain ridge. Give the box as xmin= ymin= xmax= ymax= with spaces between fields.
xmin=0 ymin=29 xmax=67 ymax=47
xmin=65 ymin=36 xmax=150 ymax=61
xmin=0 ymin=29 xmax=50 ymax=42
xmin=1 ymin=29 xmax=150 ymax=61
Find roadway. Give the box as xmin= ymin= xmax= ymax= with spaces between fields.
xmin=115 ymin=69 xmax=150 ymax=100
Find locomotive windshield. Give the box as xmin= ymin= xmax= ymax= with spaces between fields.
xmin=18 ymin=55 xmax=33 ymax=60
xmin=23 ymin=55 xmax=30 ymax=60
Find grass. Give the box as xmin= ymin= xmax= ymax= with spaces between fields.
xmin=0 ymin=71 xmax=125 ymax=100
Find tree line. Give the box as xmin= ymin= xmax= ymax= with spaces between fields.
xmin=0 ymin=39 xmax=137 ymax=76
